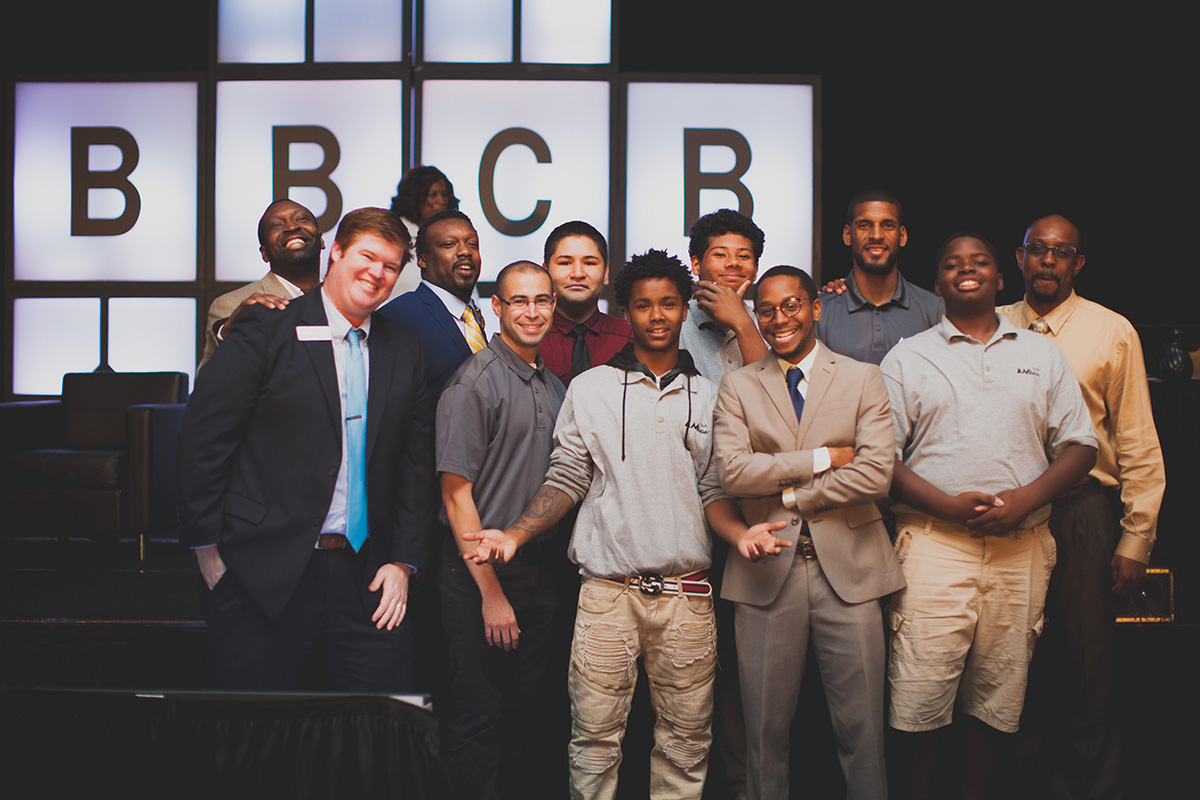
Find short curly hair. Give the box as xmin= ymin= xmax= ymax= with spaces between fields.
xmin=687 ymin=208 xmax=765 ymax=262
xmin=614 ymin=249 xmax=694 ymax=310
xmin=389 ymin=166 xmax=459 ymax=224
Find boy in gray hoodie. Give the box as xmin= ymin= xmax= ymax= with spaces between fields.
xmin=464 ymin=249 xmax=788 ymax=799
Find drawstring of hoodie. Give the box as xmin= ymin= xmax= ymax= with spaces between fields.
xmin=683 ymin=374 xmax=693 ymax=452
xmin=621 ymin=368 xmax=629 ymax=461
xmin=607 ymin=343 xmax=702 ymax=462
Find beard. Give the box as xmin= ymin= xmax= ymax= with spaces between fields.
xmin=1027 ymin=271 xmax=1062 ymax=303
xmin=852 ymin=247 xmax=899 ymax=276
xmin=269 ymin=237 xmax=322 ymax=273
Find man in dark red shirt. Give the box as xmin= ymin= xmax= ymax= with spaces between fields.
xmin=538 ymin=220 xmax=631 ymax=387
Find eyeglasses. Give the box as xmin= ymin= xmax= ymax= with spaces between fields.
xmin=753 ymin=296 xmax=807 ymax=324
xmin=1022 ymin=242 xmax=1080 ymax=259
xmin=495 ymin=295 xmax=554 ymax=310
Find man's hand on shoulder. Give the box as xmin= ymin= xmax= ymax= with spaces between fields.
xmin=820 ymin=277 xmax=848 ymax=296
xmin=218 ymin=293 xmax=292 ymax=339
xmin=369 ymin=563 xmax=412 ymax=630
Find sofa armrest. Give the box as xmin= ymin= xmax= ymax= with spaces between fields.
xmin=0 ymin=400 xmax=64 ymax=452
xmin=127 ymin=403 xmax=188 ymax=532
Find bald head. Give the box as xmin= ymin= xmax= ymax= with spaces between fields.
xmin=1017 ymin=214 xmax=1086 ymax=313
xmin=495 ymin=260 xmax=551 ymax=297
xmin=256 ymin=199 xmax=324 ymax=283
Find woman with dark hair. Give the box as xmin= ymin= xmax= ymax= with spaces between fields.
xmin=391 ymin=166 xmax=459 ymax=237
xmin=386 ymin=165 xmax=460 ymax=298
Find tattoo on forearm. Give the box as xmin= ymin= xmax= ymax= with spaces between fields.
xmin=512 ymin=485 xmax=572 ymax=536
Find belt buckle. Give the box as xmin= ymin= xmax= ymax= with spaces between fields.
xmin=637 ymin=574 xmax=664 ymax=596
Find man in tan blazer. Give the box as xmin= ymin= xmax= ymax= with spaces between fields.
xmin=198 ymin=199 xmax=325 ymax=368
xmin=714 ymin=265 xmax=904 ymax=800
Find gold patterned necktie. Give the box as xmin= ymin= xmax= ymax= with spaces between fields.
xmin=1029 ymin=318 xmax=1049 ymax=335
xmin=462 ymin=305 xmax=487 ymax=353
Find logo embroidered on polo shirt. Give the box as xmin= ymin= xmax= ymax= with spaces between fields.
xmin=1016 ymin=367 xmax=1041 ymax=377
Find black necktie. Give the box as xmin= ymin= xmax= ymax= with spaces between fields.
xmin=786 ymin=367 xmax=805 ymax=423
xmin=570 ymin=324 xmax=591 ymax=378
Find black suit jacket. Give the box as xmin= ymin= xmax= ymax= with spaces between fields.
xmin=377 ymin=282 xmax=473 ymax=406
xmin=178 ymin=288 xmax=435 ymax=620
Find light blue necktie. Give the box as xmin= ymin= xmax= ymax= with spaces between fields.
xmin=345 ymin=329 xmax=368 ymax=552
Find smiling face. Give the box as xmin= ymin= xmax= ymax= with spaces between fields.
xmin=625 ymin=276 xmax=687 ymax=357
xmin=323 ymin=233 xmax=406 ymax=327
xmin=493 ymin=267 xmax=555 ymax=361
xmin=935 ymin=236 xmax=1003 ymax=313
xmin=755 ymin=274 xmax=821 ymax=363
xmin=259 ymin=200 xmax=324 ymax=272
xmin=546 ymin=235 xmax=608 ymax=318
xmin=843 ymin=201 xmax=907 ymax=276
xmin=418 ymin=217 xmax=481 ymax=302
xmin=691 ymin=233 xmax=758 ymax=290
xmin=1017 ymin=215 xmax=1085 ymax=310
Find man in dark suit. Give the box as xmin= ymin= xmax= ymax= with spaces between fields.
xmin=378 ymin=209 xmax=485 ymax=405
xmin=713 ymin=265 xmax=904 ymax=800
xmin=178 ymin=207 xmax=435 ymax=691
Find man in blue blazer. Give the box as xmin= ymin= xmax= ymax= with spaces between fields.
xmin=178 ymin=208 xmax=435 ymax=691
xmin=378 ymin=209 xmax=486 ymax=405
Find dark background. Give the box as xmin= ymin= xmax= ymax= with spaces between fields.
xmin=4 ymin=1 xmax=1188 ymax=324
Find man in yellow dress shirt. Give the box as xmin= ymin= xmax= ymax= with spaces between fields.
xmin=1001 ymin=214 xmax=1165 ymax=800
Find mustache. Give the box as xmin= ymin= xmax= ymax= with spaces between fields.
xmin=1033 ymin=271 xmax=1059 ymax=282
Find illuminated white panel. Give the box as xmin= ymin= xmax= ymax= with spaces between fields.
xmin=215 ymin=80 xmax=404 ymax=282
xmin=424 ymin=0 xmax=512 ymax=63
xmin=13 ymin=82 xmax=198 ymax=281
xmin=108 ymin=298 xmax=198 ymax=384
xmin=218 ymin=0 xmax=306 ymax=63
xmin=626 ymin=82 xmax=814 ymax=273
xmin=521 ymin=0 xmax=610 ymax=64
xmin=421 ymin=80 xmax=610 ymax=281
xmin=13 ymin=298 xmax=101 ymax=396
xmin=314 ymin=0 xmax=404 ymax=62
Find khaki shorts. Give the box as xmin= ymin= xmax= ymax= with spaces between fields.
xmin=887 ymin=514 xmax=1056 ymax=734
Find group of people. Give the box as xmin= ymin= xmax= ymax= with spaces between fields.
xmin=177 ymin=181 xmax=1165 ymax=800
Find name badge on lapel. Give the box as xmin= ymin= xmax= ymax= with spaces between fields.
xmin=296 ymin=326 xmax=332 ymax=342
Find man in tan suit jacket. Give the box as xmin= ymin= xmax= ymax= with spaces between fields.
xmin=198 ymin=199 xmax=324 ymax=368
xmin=714 ymin=265 xmax=904 ymax=800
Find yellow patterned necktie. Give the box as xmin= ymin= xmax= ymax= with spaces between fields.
xmin=462 ymin=305 xmax=487 ymax=353
xmin=1029 ymin=318 xmax=1049 ymax=335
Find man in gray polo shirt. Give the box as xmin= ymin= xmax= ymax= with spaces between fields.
xmin=880 ymin=232 xmax=1097 ymax=799
xmin=436 ymin=261 xmax=566 ymax=800
xmin=817 ymin=190 xmax=942 ymax=365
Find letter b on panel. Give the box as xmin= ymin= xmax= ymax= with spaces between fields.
xmin=215 ymin=80 xmax=403 ymax=282
xmin=626 ymin=82 xmax=814 ymax=271
xmin=14 ymin=82 xmax=198 ymax=281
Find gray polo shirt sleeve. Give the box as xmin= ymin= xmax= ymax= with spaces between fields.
xmin=1044 ymin=345 xmax=1099 ymax=456
xmin=879 ymin=346 xmax=914 ymax=461
xmin=435 ymin=381 xmax=492 ymax=482
xmin=544 ymin=390 xmax=595 ymax=504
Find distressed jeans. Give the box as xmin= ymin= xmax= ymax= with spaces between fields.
xmin=568 ymin=577 xmax=717 ymax=800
